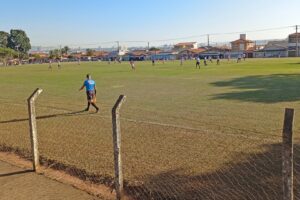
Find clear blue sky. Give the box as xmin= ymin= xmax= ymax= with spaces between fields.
xmin=1 ymin=0 xmax=300 ymax=48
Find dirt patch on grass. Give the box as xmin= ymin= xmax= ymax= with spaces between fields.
xmin=0 ymin=151 xmax=116 ymax=200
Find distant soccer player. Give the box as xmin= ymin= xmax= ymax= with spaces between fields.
xmin=237 ymin=55 xmax=241 ymax=63
xmin=152 ymin=58 xmax=155 ymax=66
xmin=57 ymin=60 xmax=61 ymax=69
xmin=204 ymin=57 xmax=207 ymax=66
xmin=77 ymin=58 xmax=81 ymax=65
xmin=196 ymin=57 xmax=200 ymax=69
xmin=48 ymin=60 xmax=52 ymax=69
xmin=79 ymin=74 xmax=99 ymax=112
xmin=217 ymin=56 xmax=220 ymax=65
xmin=130 ymin=59 xmax=135 ymax=70
xmin=243 ymin=53 xmax=246 ymax=61
xmin=209 ymin=56 xmax=213 ymax=63
xmin=180 ymin=57 xmax=183 ymax=66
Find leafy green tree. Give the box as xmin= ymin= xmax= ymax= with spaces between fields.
xmin=31 ymin=54 xmax=41 ymax=59
xmin=0 ymin=31 xmax=9 ymax=48
xmin=49 ymin=49 xmax=60 ymax=59
xmin=149 ymin=47 xmax=160 ymax=51
xmin=7 ymin=29 xmax=31 ymax=55
xmin=62 ymin=46 xmax=70 ymax=55
xmin=0 ymin=47 xmax=17 ymax=66
xmin=86 ymin=48 xmax=95 ymax=56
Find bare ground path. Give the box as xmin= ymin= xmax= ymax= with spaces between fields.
xmin=0 ymin=160 xmax=101 ymax=200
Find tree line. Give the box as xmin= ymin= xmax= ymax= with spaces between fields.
xmin=49 ymin=46 xmax=70 ymax=59
xmin=0 ymin=29 xmax=31 ymax=65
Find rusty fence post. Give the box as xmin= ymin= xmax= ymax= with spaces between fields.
xmin=27 ymin=88 xmax=43 ymax=172
xmin=112 ymin=95 xmax=126 ymax=200
xmin=282 ymin=108 xmax=294 ymax=200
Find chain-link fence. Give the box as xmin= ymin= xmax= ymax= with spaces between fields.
xmin=0 ymin=93 xmax=299 ymax=200
xmin=0 ymin=100 xmax=32 ymax=159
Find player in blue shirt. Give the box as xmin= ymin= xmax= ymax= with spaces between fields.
xmin=79 ymin=74 xmax=99 ymax=112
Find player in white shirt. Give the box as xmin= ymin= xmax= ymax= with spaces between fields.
xmin=196 ymin=57 xmax=200 ymax=69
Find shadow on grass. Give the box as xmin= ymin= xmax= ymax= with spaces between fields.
xmin=211 ymin=74 xmax=300 ymax=103
xmin=125 ymin=143 xmax=300 ymax=200
xmin=0 ymin=169 xmax=34 ymax=177
xmin=0 ymin=110 xmax=87 ymax=124
xmin=287 ymin=62 xmax=300 ymax=65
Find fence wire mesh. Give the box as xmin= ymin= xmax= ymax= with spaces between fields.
xmin=1 ymin=97 xmax=300 ymax=199
xmin=120 ymin=119 xmax=283 ymax=200
xmin=34 ymin=102 xmax=115 ymax=186
xmin=0 ymin=100 xmax=32 ymax=159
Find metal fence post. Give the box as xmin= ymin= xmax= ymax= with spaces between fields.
xmin=112 ymin=95 xmax=126 ymax=200
xmin=27 ymin=88 xmax=43 ymax=172
xmin=282 ymin=108 xmax=294 ymax=200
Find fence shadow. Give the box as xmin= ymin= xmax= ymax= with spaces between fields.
xmin=211 ymin=74 xmax=300 ymax=103
xmin=0 ymin=169 xmax=34 ymax=177
xmin=0 ymin=110 xmax=87 ymax=124
xmin=125 ymin=143 xmax=300 ymax=200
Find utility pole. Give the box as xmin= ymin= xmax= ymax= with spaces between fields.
xmin=207 ymin=34 xmax=210 ymax=47
xmin=147 ymin=42 xmax=150 ymax=50
xmin=296 ymin=25 xmax=299 ymax=57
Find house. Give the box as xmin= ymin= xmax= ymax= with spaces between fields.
xmin=123 ymin=50 xmax=148 ymax=61
xmin=29 ymin=51 xmax=49 ymax=59
xmin=230 ymin=34 xmax=254 ymax=57
xmin=150 ymin=51 xmax=178 ymax=60
xmin=29 ymin=52 xmax=49 ymax=63
xmin=178 ymin=48 xmax=206 ymax=59
xmin=254 ymin=40 xmax=288 ymax=58
xmin=93 ymin=51 xmax=109 ymax=60
xmin=288 ymin=33 xmax=300 ymax=57
xmin=70 ymin=52 xmax=85 ymax=59
xmin=107 ymin=48 xmax=128 ymax=60
xmin=173 ymin=42 xmax=197 ymax=51
xmin=199 ymin=47 xmax=231 ymax=59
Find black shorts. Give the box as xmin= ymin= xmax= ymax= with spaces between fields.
xmin=86 ymin=90 xmax=95 ymax=101
xmin=196 ymin=61 xmax=200 ymax=65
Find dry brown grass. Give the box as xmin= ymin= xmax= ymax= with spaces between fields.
xmin=2 ymin=102 xmax=300 ymax=199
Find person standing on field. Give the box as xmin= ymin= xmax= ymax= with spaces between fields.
xmin=79 ymin=74 xmax=99 ymax=112
xmin=152 ymin=58 xmax=155 ymax=66
xmin=48 ymin=60 xmax=52 ymax=69
xmin=204 ymin=57 xmax=207 ymax=66
xmin=57 ymin=59 xmax=61 ymax=69
xmin=130 ymin=58 xmax=135 ymax=70
xmin=196 ymin=57 xmax=200 ymax=69
xmin=180 ymin=57 xmax=183 ymax=66
xmin=216 ymin=56 xmax=220 ymax=65
xmin=237 ymin=55 xmax=242 ymax=63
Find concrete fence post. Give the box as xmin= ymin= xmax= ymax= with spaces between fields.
xmin=27 ymin=88 xmax=43 ymax=172
xmin=282 ymin=108 xmax=294 ymax=200
xmin=112 ymin=95 xmax=126 ymax=200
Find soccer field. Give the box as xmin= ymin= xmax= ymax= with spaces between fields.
xmin=1 ymin=58 xmax=300 ymax=131
xmin=1 ymin=58 xmax=300 ymax=199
